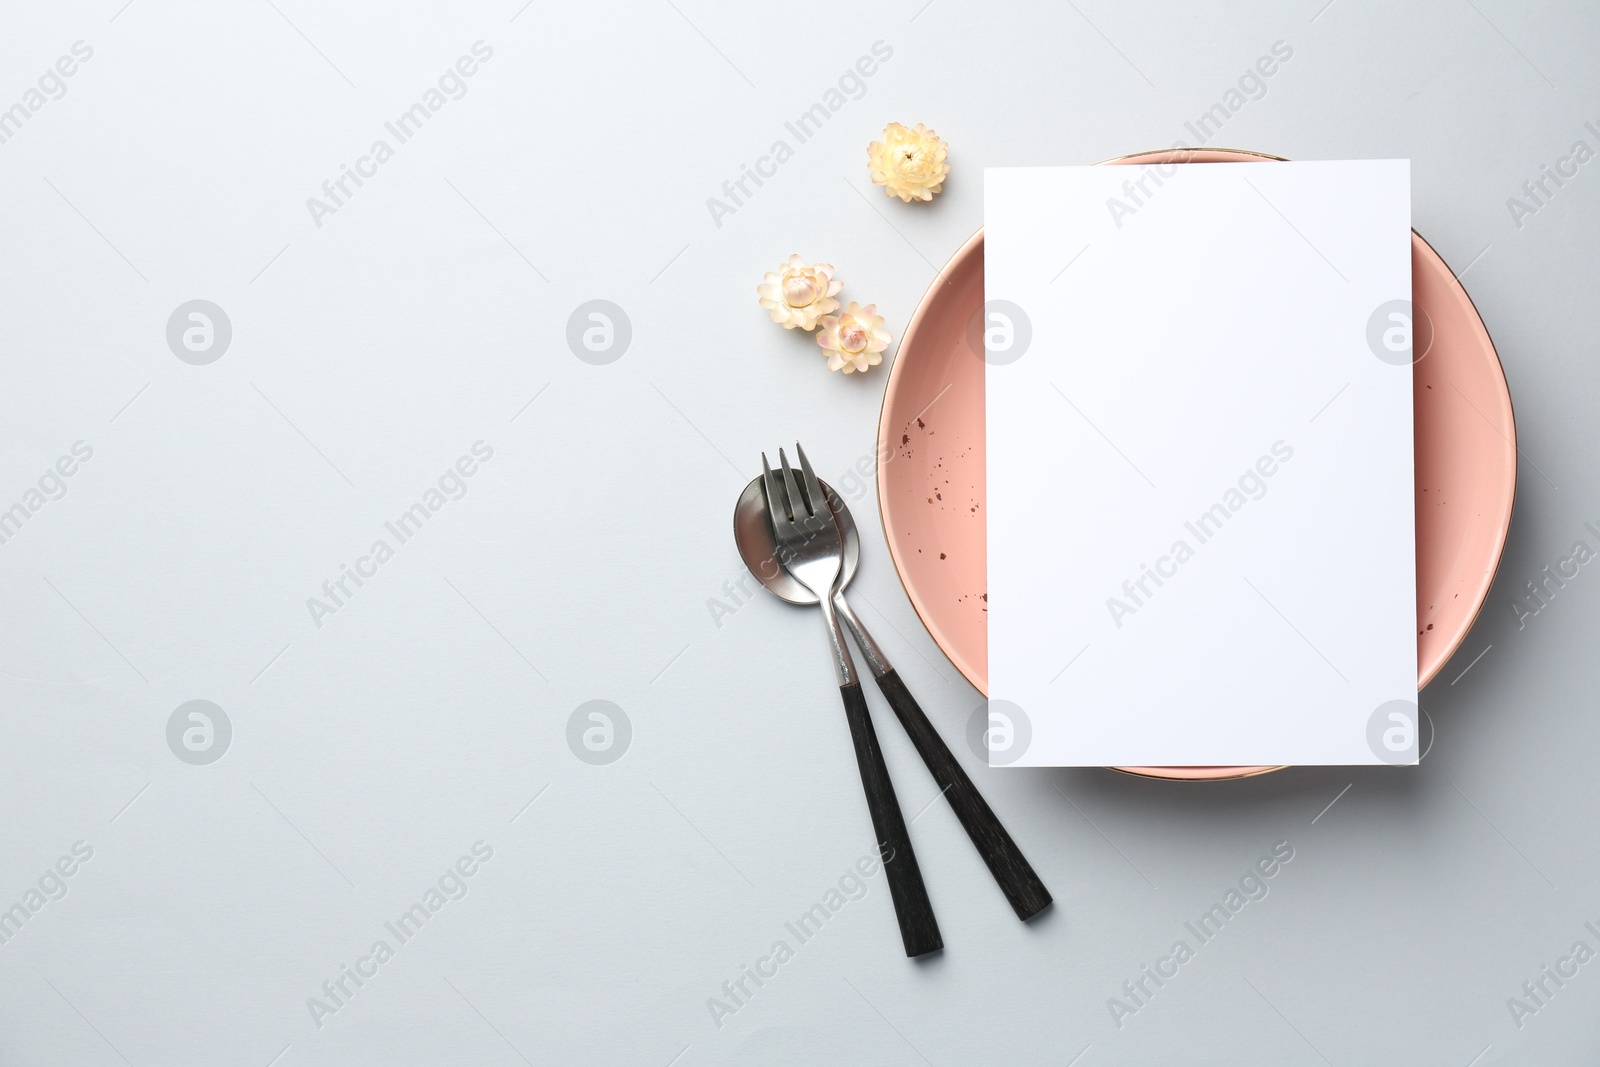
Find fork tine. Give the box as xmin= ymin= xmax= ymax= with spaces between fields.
xmin=761 ymin=452 xmax=790 ymax=525
xmin=777 ymin=448 xmax=808 ymax=518
xmin=794 ymin=442 xmax=825 ymax=519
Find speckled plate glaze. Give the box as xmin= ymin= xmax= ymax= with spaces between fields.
xmin=876 ymin=147 xmax=1518 ymax=782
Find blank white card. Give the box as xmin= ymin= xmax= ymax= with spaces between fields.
xmin=985 ymin=160 xmax=1416 ymax=766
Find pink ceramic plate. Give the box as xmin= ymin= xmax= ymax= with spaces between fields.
xmin=876 ymin=147 xmax=1518 ymax=781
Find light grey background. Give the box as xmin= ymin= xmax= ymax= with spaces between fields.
xmin=0 ymin=0 xmax=1594 ymax=1064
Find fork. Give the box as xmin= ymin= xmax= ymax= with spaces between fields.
xmin=762 ymin=444 xmax=943 ymax=957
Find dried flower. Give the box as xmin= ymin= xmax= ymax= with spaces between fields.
xmin=868 ymin=122 xmax=949 ymax=202
xmin=757 ymin=254 xmax=842 ymax=330
xmin=817 ymin=302 xmax=891 ymax=374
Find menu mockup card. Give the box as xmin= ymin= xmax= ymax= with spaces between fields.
xmin=984 ymin=160 xmax=1416 ymax=767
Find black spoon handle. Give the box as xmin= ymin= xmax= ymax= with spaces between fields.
xmin=874 ymin=670 xmax=1053 ymax=921
xmin=838 ymin=680 xmax=943 ymax=957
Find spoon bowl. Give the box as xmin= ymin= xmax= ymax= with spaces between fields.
xmin=733 ymin=475 xmax=860 ymax=605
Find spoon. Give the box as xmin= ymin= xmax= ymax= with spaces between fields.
xmin=734 ymin=475 xmax=1053 ymax=922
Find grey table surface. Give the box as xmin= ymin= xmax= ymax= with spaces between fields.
xmin=0 ymin=0 xmax=1596 ymax=1064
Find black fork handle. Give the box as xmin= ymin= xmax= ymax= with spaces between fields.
xmin=838 ymin=680 xmax=943 ymax=957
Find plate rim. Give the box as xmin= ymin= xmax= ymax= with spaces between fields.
xmin=873 ymin=146 xmax=1519 ymax=781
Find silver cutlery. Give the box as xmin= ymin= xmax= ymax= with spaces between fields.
xmin=734 ymin=454 xmax=1052 ymax=925
xmin=757 ymin=444 xmax=942 ymax=957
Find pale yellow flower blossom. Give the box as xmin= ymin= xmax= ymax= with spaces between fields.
xmin=868 ymin=122 xmax=949 ymax=202
xmin=757 ymin=254 xmax=842 ymax=331
xmin=817 ymin=301 xmax=891 ymax=374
